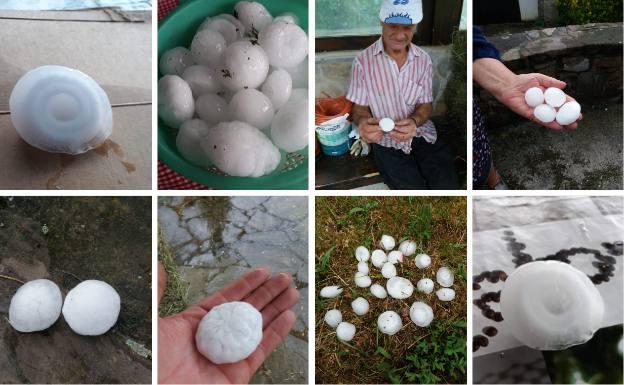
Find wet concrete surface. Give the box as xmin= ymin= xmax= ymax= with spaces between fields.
xmin=0 ymin=197 xmax=151 ymax=384
xmin=158 ymin=196 xmax=308 ymax=384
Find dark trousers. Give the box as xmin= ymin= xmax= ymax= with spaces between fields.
xmin=371 ymin=138 xmax=458 ymax=190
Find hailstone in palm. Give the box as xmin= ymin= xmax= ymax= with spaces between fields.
xmin=555 ymin=101 xmax=581 ymax=126
xmin=191 ymin=29 xmax=227 ymax=68
xmin=176 ymin=119 xmax=212 ymax=169
xmin=160 ymin=46 xmax=194 ymax=76
xmin=410 ymin=302 xmax=434 ymax=327
xmin=195 ymin=301 xmax=262 ymax=364
xmin=336 ymin=322 xmax=356 ymax=341
xmin=270 ymin=98 xmax=308 ymax=152
xmin=398 ymin=240 xmax=417 ymax=256
xmin=379 ymin=235 xmax=395 ymax=251
xmin=416 ymin=278 xmax=434 ymax=294
xmin=9 ymin=279 xmax=62 ymax=332
xmin=234 ymin=1 xmax=273 ymax=34
xmin=258 ymin=20 xmax=308 ymax=69
xmin=182 ymin=65 xmax=223 ymax=97
xmin=195 ymin=93 xmax=229 ymax=125
xmin=377 ymin=311 xmax=402 ymax=335
xmin=261 ymin=69 xmax=292 ymax=110
xmin=320 ymin=286 xmax=343 ymax=298
xmin=158 ymin=75 xmax=194 ymax=128
xmin=351 ymin=297 xmax=369 ymax=316
xmin=534 ymin=104 xmax=557 ymax=123
xmin=62 ymin=280 xmax=121 ymax=336
xmin=524 ymin=87 xmax=544 ymax=107
xmin=324 ymin=309 xmax=342 ymax=328
xmin=381 ymin=262 xmax=397 ymax=279
xmin=229 ymin=89 xmax=274 ymax=129
xmin=544 ymin=87 xmax=566 ymax=108
xmin=219 ymin=40 xmax=269 ymax=92
xmin=371 ymin=250 xmax=387 ymax=268
xmin=355 ymin=246 xmax=370 ymax=262
xmin=436 ymin=267 xmax=454 ymax=287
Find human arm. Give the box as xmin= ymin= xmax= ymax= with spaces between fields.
xmin=389 ymin=102 xmax=432 ymax=142
xmin=351 ymin=103 xmax=383 ymax=144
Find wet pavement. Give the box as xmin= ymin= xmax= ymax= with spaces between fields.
xmin=158 ymin=196 xmax=308 ymax=384
xmin=0 ymin=197 xmax=151 ymax=384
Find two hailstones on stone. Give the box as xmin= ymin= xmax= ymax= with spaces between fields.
xmin=319 ymin=235 xmax=457 ymax=342
xmin=159 ymin=1 xmax=309 ymax=178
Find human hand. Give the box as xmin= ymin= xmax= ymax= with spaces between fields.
xmin=389 ymin=118 xmax=417 ymax=142
xmin=158 ymin=263 xmax=299 ymax=384
xmin=358 ymin=117 xmax=383 ymax=143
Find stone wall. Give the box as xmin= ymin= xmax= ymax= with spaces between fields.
xmin=477 ymin=22 xmax=623 ymax=127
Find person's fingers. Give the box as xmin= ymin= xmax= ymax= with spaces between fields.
xmin=260 ymin=287 xmax=299 ymax=328
xmin=158 ymin=262 xmax=167 ymax=306
xmin=195 ymin=267 xmax=271 ymax=312
xmin=394 ymin=119 xmax=411 ymax=126
xmin=534 ymin=73 xmax=566 ymax=89
xmin=243 ymin=272 xmax=292 ymax=311
xmin=366 ymin=117 xmax=380 ymax=125
xmin=245 ymin=310 xmax=296 ymax=374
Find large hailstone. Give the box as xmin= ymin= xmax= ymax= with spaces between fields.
xmin=201 ymin=121 xmax=281 ymax=177
xmin=336 ymin=322 xmax=356 ymax=341
xmin=380 ymin=235 xmax=395 ymax=251
xmin=261 ymin=69 xmax=292 ymax=110
xmin=219 ymin=41 xmax=269 ymax=92
xmin=378 ymin=311 xmax=402 ymax=335
xmin=500 ymin=260 xmax=604 ymax=350
xmin=195 ymin=93 xmax=229 ymax=125
xmin=354 ymin=272 xmax=372 ymax=288
xmin=381 ymin=262 xmax=397 ymax=279
xmin=534 ymin=104 xmax=556 ymax=123
xmin=355 ymin=246 xmax=370 ymax=262
xmin=370 ymin=283 xmax=387 ymax=299
xmin=387 ymin=250 xmax=403 ymax=264
xmin=320 ymin=286 xmax=343 ymax=298
xmin=436 ymin=288 xmax=455 ymax=302
xmin=324 ymin=309 xmax=342 ymax=328
xmin=10 ymin=65 xmax=112 ymax=154
xmin=158 ymin=75 xmax=194 ymax=129
xmin=195 ymin=301 xmax=262 ymax=364
xmin=258 ymin=20 xmax=308 ymax=69
xmin=229 ymin=88 xmax=274 ymax=130
xmin=414 ymin=254 xmax=431 ymax=269
xmin=9 ymin=279 xmax=62 ymax=332
xmin=270 ymin=97 xmax=308 ymax=152
xmin=234 ymin=1 xmax=273 ymax=34
xmin=351 ymin=297 xmax=369 ymax=316
xmin=160 ymin=46 xmax=194 ymax=76
xmin=198 ymin=17 xmax=243 ymax=45
xmin=436 ymin=267 xmax=454 ymax=287
xmin=182 ymin=65 xmax=223 ymax=97
xmin=416 ymin=278 xmax=434 ymax=294
xmin=371 ymin=250 xmax=387 ymax=268
xmin=386 ymin=276 xmax=413 ymax=299
xmin=176 ymin=119 xmax=212 ymax=169
xmin=555 ymin=101 xmax=581 ymax=126
xmin=62 ymin=280 xmax=120 ymax=336
xmin=398 ymin=240 xmax=417 ymax=256
xmin=190 ymin=29 xmax=227 ymax=68
xmin=410 ymin=302 xmax=434 ymax=327
xmin=544 ymin=87 xmax=566 ymax=108
xmin=524 ymin=87 xmax=544 ymax=107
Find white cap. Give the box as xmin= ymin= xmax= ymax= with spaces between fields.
xmin=379 ymin=0 xmax=423 ymax=25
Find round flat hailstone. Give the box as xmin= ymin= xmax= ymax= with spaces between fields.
xmin=336 ymin=322 xmax=356 ymax=341
xmin=370 ymin=283 xmax=387 ymax=299
xmin=229 ymin=89 xmax=275 ymax=130
xmin=500 ymin=260 xmax=604 ymax=350
xmin=357 ymin=261 xmax=370 ymax=275
xmin=234 ymin=1 xmax=273 ymax=34
xmin=544 ymin=87 xmax=566 ymax=108
xmin=410 ymin=302 xmax=434 ymax=327
xmin=219 ymin=41 xmax=269 ymax=92
xmin=436 ymin=288 xmax=455 ymax=302
xmin=159 ymin=46 xmax=194 ymax=76
xmin=524 ymin=87 xmax=544 ymax=107
xmin=261 ymin=69 xmax=292 ymax=110
xmin=320 ymin=285 xmax=343 ymax=298
xmin=381 ymin=262 xmax=397 ymax=279
xmin=398 ymin=240 xmax=417 ymax=256
xmin=380 ymin=234 xmax=396 ymax=251
xmin=378 ymin=311 xmax=402 ymax=335
xmin=324 ymin=309 xmax=342 ymax=328
xmin=62 ymin=280 xmax=120 ymax=336
xmin=414 ymin=253 xmax=431 ymax=269
xmin=10 ymin=65 xmax=112 ymax=154
xmin=416 ymin=278 xmax=434 ymax=294
xmin=9 ymin=279 xmax=62 ymax=332
xmin=556 ymin=101 xmax=581 ymax=126
xmin=270 ymin=98 xmax=308 ymax=152
xmin=195 ymin=301 xmax=262 ymax=364
xmin=436 ymin=267 xmax=454 ymax=287
xmin=354 ymin=272 xmax=372 ymax=288
xmin=195 ymin=93 xmax=229 ymax=125
xmin=355 ymin=246 xmax=370 ymax=262
xmin=379 ymin=118 xmax=395 ymax=132
xmin=258 ymin=20 xmax=308 ymax=69
xmin=387 ymin=250 xmax=404 ymax=264
xmin=534 ymin=104 xmax=557 ymax=123
xmin=182 ymin=65 xmax=223 ymax=97
xmin=176 ymin=119 xmax=212 ymax=168
xmin=371 ymin=249 xmax=388 ymax=268
xmin=191 ymin=29 xmax=226 ymax=68
xmin=158 ymin=75 xmax=195 ymax=129
xmin=387 ymin=276 xmax=414 ymax=299
xmin=351 ymin=297 xmax=369 ymax=316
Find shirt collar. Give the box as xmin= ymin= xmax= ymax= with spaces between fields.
xmin=373 ymin=37 xmax=421 ymax=60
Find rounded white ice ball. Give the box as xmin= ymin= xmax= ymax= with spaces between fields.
xmin=62 ymin=280 xmax=121 ymax=336
xmin=9 ymin=279 xmax=63 ymax=332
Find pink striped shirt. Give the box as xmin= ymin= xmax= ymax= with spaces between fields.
xmin=346 ymin=37 xmax=436 ymax=154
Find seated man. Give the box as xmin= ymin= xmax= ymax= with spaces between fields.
xmin=346 ymin=0 xmax=458 ymax=190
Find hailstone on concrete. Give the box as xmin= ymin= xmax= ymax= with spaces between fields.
xmin=9 ymin=279 xmax=62 ymax=332
xmin=62 ymin=280 xmax=120 ymax=336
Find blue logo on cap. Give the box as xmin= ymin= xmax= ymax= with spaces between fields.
xmin=384 ymin=12 xmax=413 ymax=24
xmin=393 ymin=0 xmax=410 ymax=4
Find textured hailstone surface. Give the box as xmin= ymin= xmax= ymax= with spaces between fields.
xmin=371 ymin=250 xmax=387 ymax=268
xmin=534 ymin=104 xmax=557 ymax=123
xmin=379 ymin=235 xmax=395 ymax=250
xmin=436 ymin=267 xmax=454 ymax=287
xmin=524 ymin=87 xmax=544 ymax=107
xmin=351 ymin=297 xmax=369 ymax=316
xmin=370 ymin=283 xmax=387 ymax=299
xmin=398 ymin=240 xmax=417 ymax=256
xmin=320 ymin=286 xmax=343 ymax=298
xmin=198 ymin=17 xmax=242 ymax=45
xmin=62 ymin=280 xmax=120 ymax=336
xmin=556 ymin=101 xmax=581 ymax=126
xmin=176 ymin=119 xmax=212 ymax=169
xmin=410 ymin=302 xmax=434 ymax=327
xmin=195 ymin=301 xmax=262 ymax=364
xmin=354 ymin=272 xmax=372 ymax=288
xmin=10 ymin=65 xmax=112 ymax=154
xmin=160 ymin=46 xmax=194 ymax=76
xmin=182 ymin=65 xmax=223 ymax=97
xmin=234 ymin=1 xmax=273 ymax=34
xmin=355 ymin=246 xmax=370 ymax=262
xmin=544 ymin=87 xmax=566 ymax=108
xmin=336 ymin=322 xmax=356 ymax=341
xmin=190 ymin=29 xmax=226 ymax=68
xmin=324 ymin=309 xmax=342 ymax=328
xmin=261 ymin=69 xmax=292 ymax=110
xmin=500 ymin=260 xmax=604 ymax=350
xmin=357 ymin=261 xmax=370 ymax=275
xmin=201 ymin=121 xmax=280 ymax=177
xmin=284 ymin=58 xmax=308 ymax=88
xmin=416 ymin=278 xmax=434 ymax=294
xmin=414 ymin=253 xmax=431 ymax=269
xmin=386 ymin=276 xmax=414 ymax=299
xmin=9 ymin=279 xmax=62 ymax=332
xmin=158 ymin=75 xmax=195 ymax=129
xmin=270 ymin=98 xmax=308 ymax=152
xmin=195 ymin=93 xmax=229 ymax=125
xmin=378 ymin=311 xmax=402 ymax=335
xmin=219 ymin=41 xmax=269 ymax=92
xmin=258 ymin=20 xmax=308 ymax=69
xmin=387 ymin=250 xmax=403 ymax=264
xmin=436 ymin=288 xmax=455 ymax=302
xmin=229 ymin=89 xmax=275 ymax=130
xmin=381 ymin=262 xmax=397 ymax=279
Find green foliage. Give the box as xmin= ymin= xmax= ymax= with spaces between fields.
xmin=316 ymin=246 xmax=336 ymax=274
xmin=407 ymin=203 xmax=433 ymax=247
xmin=556 ymin=0 xmax=623 ymax=25
xmin=443 ymin=28 xmax=467 ymax=145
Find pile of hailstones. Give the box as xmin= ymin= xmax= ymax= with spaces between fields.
xmin=158 ymin=1 xmax=309 ymax=178
xmin=320 ymin=235 xmax=456 ymax=341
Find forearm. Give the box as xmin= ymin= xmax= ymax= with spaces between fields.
xmin=409 ymin=103 xmax=432 ymax=127
xmin=473 ymin=58 xmax=516 ymax=101
xmin=351 ymin=104 xmax=372 ymax=127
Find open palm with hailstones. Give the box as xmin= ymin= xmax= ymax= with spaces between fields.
xmin=158 ymin=264 xmax=299 ymax=384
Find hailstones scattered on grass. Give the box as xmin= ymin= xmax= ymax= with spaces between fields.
xmin=410 ymin=301 xmax=434 ymax=327
xmin=556 ymin=101 xmax=581 ymax=126
xmin=195 ymin=301 xmax=262 ymax=364
xmin=544 ymin=87 xmax=566 ymax=108
xmin=158 ymin=75 xmax=195 ymax=129
xmin=381 ymin=262 xmax=397 ymax=279
xmin=371 ymin=249 xmax=388 ymax=268
xmin=378 ymin=311 xmax=402 ymax=335
xmin=336 ymin=322 xmax=356 ymax=341
xmin=416 ymin=278 xmax=434 ymax=294
xmin=258 ymin=20 xmax=308 ymax=68
xmin=524 ymin=87 xmax=544 ymax=107
xmin=387 ymin=250 xmax=403 ymax=264
xmin=320 ymin=286 xmax=343 ymax=298
xmin=159 ymin=46 xmax=194 ymax=76
xmin=436 ymin=267 xmax=454 ymax=287
xmin=398 ymin=240 xmax=417 ymax=256
xmin=500 ymin=260 xmax=604 ymax=350
xmin=351 ymin=297 xmax=369 ymax=316
xmin=9 ymin=279 xmax=62 ymax=332
xmin=324 ymin=309 xmax=342 ymax=328
xmin=357 ymin=261 xmax=370 ymax=275
xmin=62 ymin=280 xmax=121 ymax=336
xmin=354 ymin=272 xmax=372 ymax=288
xmin=380 ymin=235 xmax=396 ymax=251
xmin=436 ymin=288 xmax=455 ymax=302
xmin=414 ymin=253 xmax=431 ymax=269
xmin=387 ymin=276 xmax=414 ymax=299
xmin=355 ymin=246 xmax=370 ymax=262
xmin=370 ymin=283 xmax=388 ymax=299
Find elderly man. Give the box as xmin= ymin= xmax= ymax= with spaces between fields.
xmin=347 ymin=0 xmax=458 ymax=190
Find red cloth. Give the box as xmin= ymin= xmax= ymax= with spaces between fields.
xmin=158 ymin=0 xmax=212 ymax=189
